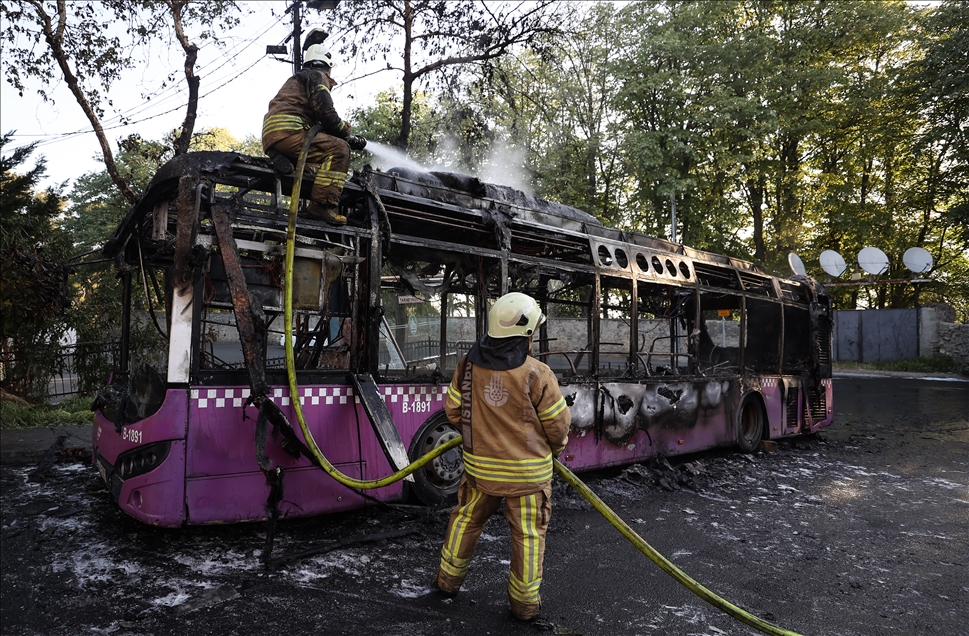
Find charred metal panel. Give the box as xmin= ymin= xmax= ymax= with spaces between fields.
xmin=782 ymin=379 xmax=801 ymax=436
xmin=211 ymin=203 xmax=269 ymax=397
xmin=173 ymin=177 xmax=203 ymax=291
xmin=745 ymin=298 xmax=782 ymax=373
xmin=291 ymin=257 xmax=324 ymax=311
xmin=562 ymin=379 xmax=734 ymax=447
xmin=371 ymin=168 xmax=601 ymax=230
xmin=350 ymin=374 xmax=412 ymax=475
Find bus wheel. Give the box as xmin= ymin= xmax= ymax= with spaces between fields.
xmin=407 ymin=411 xmax=463 ymax=506
xmin=736 ymin=393 xmax=765 ymax=453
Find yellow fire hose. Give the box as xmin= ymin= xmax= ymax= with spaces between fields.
xmin=279 ymin=134 xmax=802 ymax=636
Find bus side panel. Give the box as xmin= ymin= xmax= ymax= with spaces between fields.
xmin=182 ymin=384 xmax=448 ymax=522
xmin=185 ymin=386 xmax=364 ymax=479
xmin=812 ymin=378 xmax=834 ymax=432
xmin=92 ymin=389 xmax=189 ymax=527
xmin=560 ymin=380 xmax=739 ymax=470
xmin=185 ymin=463 xmax=368 ymax=524
xmin=364 ymin=384 xmax=450 ymax=477
xmin=760 ymin=379 xmax=785 ymax=439
xmin=93 ymin=389 xmax=189 ymax=465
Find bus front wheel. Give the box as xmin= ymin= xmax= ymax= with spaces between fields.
xmin=407 ymin=411 xmax=463 ymax=506
xmin=736 ymin=393 xmax=765 ymax=453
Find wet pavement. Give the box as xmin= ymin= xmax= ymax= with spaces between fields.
xmin=1 ymin=374 xmax=967 ymax=636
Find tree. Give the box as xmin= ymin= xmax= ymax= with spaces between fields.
xmin=608 ymin=1 xmax=932 ymax=268
xmin=1 ymin=1 xmax=245 ymax=204
xmin=349 ymin=89 xmax=442 ymax=164
xmin=894 ymin=0 xmax=969 ymax=319
xmin=329 ymin=0 xmax=570 ymax=151
xmin=461 ymin=2 xmax=627 ymax=219
xmin=610 ymin=0 xmax=773 ymax=254
xmin=59 ymin=127 xmax=256 ymax=394
xmin=0 ymin=132 xmax=73 ymax=399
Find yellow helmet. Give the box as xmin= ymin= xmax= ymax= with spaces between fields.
xmin=488 ymin=292 xmax=545 ymax=339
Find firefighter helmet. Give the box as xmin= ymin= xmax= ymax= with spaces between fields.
xmin=304 ymin=44 xmax=335 ymax=69
xmin=488 ymin=292 xmax=545 ymax=339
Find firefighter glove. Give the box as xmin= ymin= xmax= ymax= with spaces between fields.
xmin=346 ymin=135 xmax=368 ymax=151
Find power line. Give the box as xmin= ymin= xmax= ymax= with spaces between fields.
xmin=10 ymin=12 xmax=286 ymax=151
xmin=95 ymin=15 xmax=285 ymax=129
xmin=18 ymin=57 xmax=266 ymax=152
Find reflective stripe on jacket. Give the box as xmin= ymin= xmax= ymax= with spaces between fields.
xmin=445 ymin=355 xmax=570 ymax=497
xmin=262 ymin=68 xmax=350 ymax=151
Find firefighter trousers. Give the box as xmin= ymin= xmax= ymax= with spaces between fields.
xmin=437 ymin=477 xmax=552 ymax=620
xmin=269 ymin=131 xmax=350 ymax=206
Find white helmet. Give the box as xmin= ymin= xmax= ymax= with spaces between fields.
xmin=304 ymin=44 xmax=335 ymax=69
xmin=488 ymin=292 xmax=545 ymax=339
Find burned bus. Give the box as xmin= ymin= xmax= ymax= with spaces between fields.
xmin=93 ymin=151 xmax=833 ymax=526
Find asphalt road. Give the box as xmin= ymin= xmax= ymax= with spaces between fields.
xmin=2 ymin=375 xmax=967 ymax=636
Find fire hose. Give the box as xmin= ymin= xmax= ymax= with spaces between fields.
xmin=280 ymin=128 xmax=803 ymax=636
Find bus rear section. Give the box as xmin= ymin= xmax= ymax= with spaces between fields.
xmin=92 ymin=151 xmax=833 ymax=527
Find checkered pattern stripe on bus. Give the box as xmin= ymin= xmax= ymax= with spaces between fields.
xmin=190 ymin=385 xmax=448 ymax=409
xmin=761 ymin=378 xmax=832 ymax=389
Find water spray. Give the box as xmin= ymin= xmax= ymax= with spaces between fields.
xmin=363 ymin=141 xmax=430 ymax=173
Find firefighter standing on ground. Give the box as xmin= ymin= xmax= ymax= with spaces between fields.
xmin=436 ymin=292 xmax=571 ymax=621
xmin=261 ymin=43 xmax=366 ymax=225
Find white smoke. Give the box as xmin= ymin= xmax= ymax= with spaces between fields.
xmin=479 ymin=140 xmax=532 ymax=195
xmin=363 ymin=137 xmax=533 ymax=195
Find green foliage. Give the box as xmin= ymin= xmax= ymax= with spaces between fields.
xmin=834 ymin=354 xmax=968 ymax=377
xmin=188 ymin=127 xmax=260 ymax=154
xmin=330 ymin=0 xmax=570 ymax=150
xmin=0 ymin=133 xmax=74 ymax=400
xmin=2 ymin=1 xmax=248 ymax=201
xmin=0 ymin=394 xmax=96 ymax=429
xmin=349 ymin=90 xmax=438 ymax=161
xmin=343 ymin=2 xmax=967 ymax=320
xmin=61 ymin=135 xmax=172 ymax=395
xmin=454 ymin=3 xmax=626 ymax=217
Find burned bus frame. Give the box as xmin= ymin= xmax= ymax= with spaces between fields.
xmin=94 ymin=151 xmax=833 ymax=526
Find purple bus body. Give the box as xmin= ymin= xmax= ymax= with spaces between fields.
xmin=92 ymin=378 xmax=833 ymax=527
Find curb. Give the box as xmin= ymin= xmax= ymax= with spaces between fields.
xmin=832 ymin=369 xmax=969 ymax=382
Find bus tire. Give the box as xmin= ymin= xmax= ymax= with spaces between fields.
xmin=407 ymin=411 xmax=463 ymax=506
xmin=736 ymin=392 xmax=765 ymax=453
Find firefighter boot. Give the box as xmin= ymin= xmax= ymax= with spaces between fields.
xmin=305 ymin=202 xmax=346 ymax=225
xmin=434 ymin=570 xmax=459 ymax=599
xmin=265 ymin=146 xmax=294 ymax=175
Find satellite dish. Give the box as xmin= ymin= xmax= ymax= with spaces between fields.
xmin=903 ymin=247 xmax=933 ymax=274
xmin=858 ymin=246 xmax=890 ymax=275
xmin=788 ymin=252 xmax=807 ymax=277
xmin=819 ymin=250 xmax=847 ymax=277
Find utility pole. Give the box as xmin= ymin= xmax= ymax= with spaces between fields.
xmin=292 ymin=2 xmax=303 ymax=75
xmin=265 ymin=1 xmax=341 ymax=74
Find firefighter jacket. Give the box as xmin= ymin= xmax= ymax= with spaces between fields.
xmin=445 ymin=352 xmax=570 ymax=498
xmin=262 ymin=68 xmax=351 ymax=151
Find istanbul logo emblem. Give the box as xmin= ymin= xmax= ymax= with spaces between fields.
xmin=484 ymin=371 xmax=509 ymax=407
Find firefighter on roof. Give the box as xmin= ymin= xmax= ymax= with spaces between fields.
xmin=436 ymin=292 xmax=571 ymax=621
xmin=262 ymin=42 xmax=366 ymax=225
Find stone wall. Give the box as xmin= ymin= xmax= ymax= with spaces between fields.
xmin=938 ymin=322 xmax=969 ymax=369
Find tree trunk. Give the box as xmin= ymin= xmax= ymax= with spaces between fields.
xmin=39 ymin=0 xmax=136 ymax=205
xmin=169 ymin=0 xmax=200 ymax=156
xmin=396 ymin=0 xmax=414 ymax=151
xmin=746 ymin=171 xmax=766 ymax=262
